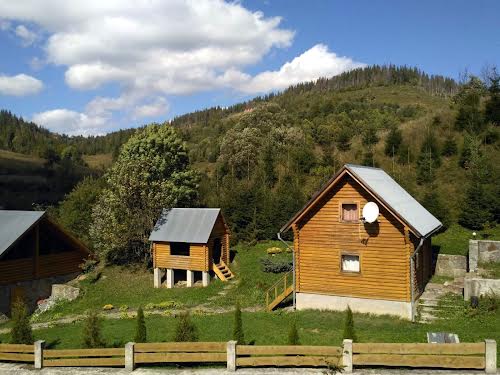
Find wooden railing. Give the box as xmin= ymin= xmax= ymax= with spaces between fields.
xmin=265 ymin=271 xmax=293 ymax=311
xmin=0 ymin=340 xmax=496 ymax=372
xmin=236 ymin=345 xmax=342 ymax=367
xmin=0 ymin=344 xmax=34 ymax=363
xmin=352 ymin=342 xmax=487 ymax=369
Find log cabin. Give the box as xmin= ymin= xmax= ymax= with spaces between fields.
xmin=278 ymin=164 xmax=442 ymax=320
xmin=149 ymin=208 xmax=233 ymax=288
xmin=0 ymin=210 xmax=90 ymax=315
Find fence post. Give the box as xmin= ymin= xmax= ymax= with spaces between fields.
xmin=342 ymin=339 xmax=353 ymax=373
xmin=34 ymin=340 xmax=45 ymax=369
xmin=227 ymin=340 xmax=237 ymax=372
xmin=485 ymin=339 xmax=497 ymax=374
xmin=125 ymin=342 xmax=135 ymax=371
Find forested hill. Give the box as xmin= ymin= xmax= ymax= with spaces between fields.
xmin=1 ymin=65 xmax=499 ymax=244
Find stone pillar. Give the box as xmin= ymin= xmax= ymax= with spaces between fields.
xmin=153 ymin=268 xmax=162 ymax=288
xmin=226 ymin=340 xmax=237 ymax=371
xmin=125 ymin=342 xmax=135 ymax=371
xmin=485 ymin=339 xmax=497 ymax=374
xmin=166 ymin=269 xmax=174 ymax=289
xmin=342 ymin=339 xmax=353 ymax=373
xmin=202 ymin=271 xmax=210 ymax=287
xmin=469 ymin=240 xmax=479 ymax=272
xmin=186 ymin=270 xmax=194 ymax=287
xmin=34 ymin=340 xmax=45 ymax=369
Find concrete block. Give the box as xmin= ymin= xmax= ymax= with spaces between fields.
xmin=125 ymin=342 xmax=135 ymax=371
xmin=342 ymin=339 xmax=353 ymax=373
xmin=51 ymin=284 xmax=80 ymax=301
xmin=435 ymin=254 xmax=467 ymax=277
xmin=34 ymin=340 xmax=45 ymax=369
xmin=166 ymin=269 xmax=174 ymax=289
xmin=226 ymin=340 xmax=237 ymax=371
xmin=202 ymin=271 xmax=210 ymax=287
xmin=153 ymin=268 xmax=162 ymax=288
xmin=469 ymin=240 xmax=479 ymax=272
xmin=464 ymin=278 xmax=500 ymax=301
xmin=485 ymin=339 xmax=497 ymax=374
xmin=186 ymin=270 xmax=194 ymax=287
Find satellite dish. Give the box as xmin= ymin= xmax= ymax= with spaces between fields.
xmin=362 ymin=202 xmax=379 ymax=223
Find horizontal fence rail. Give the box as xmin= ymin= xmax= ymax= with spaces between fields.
xmin=43 ymin=348 xmax=125 ymax=367
xmin=236 ymin=345 xmax=342 ymax=367
xmin=0 ymin=340 xmax=495 ymax=373
xmin=353 ymin=342 xmax=487 ymax=370
xmin=0 ymin=344 xmax=34 ymax=363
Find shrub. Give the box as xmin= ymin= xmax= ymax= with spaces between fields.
xmin=260 ymin=258 xmax=292 ymax=273
xmin=134 ymin=307 xmax=146 ymax=343
xmin=233 ymin=302 xmax=245 ymax=344
xmin=10 ymin=298 xmax=33 ymax=345
xmin=102 ymin=304 xmax=114 ymax=311
xmin=79 ymin=258 xmax=98 ymax=274
xmin=266 ymin=247 xmax=283 ymax=255
xmin=173 ymin=312 xmax=198 ymax=342
xmin=342 ymin=306 xmax=357 ymax=341
xmin=287 ymin=319 xmax=300 ymax=345
xmin=82 ymin=310 xmax=105 ymax=348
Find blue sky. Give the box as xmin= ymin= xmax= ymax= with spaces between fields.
xmin=0 ymin=0 xmax=498 ymax=135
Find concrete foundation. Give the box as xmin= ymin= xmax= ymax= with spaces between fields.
xmin=296 ymin=292 xmax=412 ymax=320
xmin=202 ymin=271 xmax=210 ymax=287
xmin=464 ymin=277 xmax=500 ymax=301
xmin=153 ymin=268 xmax=162 ymax=288
xmin=166 ymin=268 xmax=174 ymax=289
xmin=186 ymin=270 xmax=194 ymax=287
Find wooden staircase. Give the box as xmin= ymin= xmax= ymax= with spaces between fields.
xmin=266 ymin=271 xmax=293 ymax=311
xmin=212 ymin=260 xmax=235 ymax=282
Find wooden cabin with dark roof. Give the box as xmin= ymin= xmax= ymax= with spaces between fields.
xmin=0 ymin=210 xmax=90 ymax=315
xmin=149 ymin=208 xmax=233 ymax=288
xmin=276 ymin=164 xmax=442 ymax=320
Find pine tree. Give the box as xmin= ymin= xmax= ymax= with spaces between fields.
xmin=232 ymin=302 xmax=245 ymax=344
xmin=10 ymin=298 xmax=33 ymax=345
xmin=134 ymin=307 xmax=147 ymax=343
xmin=342 ymin=306 xmax=357 ymax=341
xmin=441 ymin=137 xmax=457 ymax=157
xmin=421 ymin=188 xmax=450 ymax=228
xmin=459 ymin=182 xmax=493 ymax=230
xmin=82 ymin=310 xmax=105 ymax=348
xmin=287 ymin=319 xmax=300 ymax=345
xmin=173 ymin=312 xmax=198 ymax=342
xmin=484 ymin=69 xmax=500 ymax=125
xmin=384 ymin=126 xmax=403 ymax=156
xmin=416 ymin=130 xmax=441 ymax=184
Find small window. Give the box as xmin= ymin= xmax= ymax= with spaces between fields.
xmin=341 ymin=254 xmax=360 ymax=273
xmin=341 ymin=203 xmax=359 ymax=222
xmin=170 ymin=242 xmax=190 ymax=256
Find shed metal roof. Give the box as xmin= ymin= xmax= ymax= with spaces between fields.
xmin=281 ymin=164 xmax=442 ymax=238
xmin=0 ymin=210 xmax=45 ymax=258
xmin=149 ymin=208 xmax=221 ymax=243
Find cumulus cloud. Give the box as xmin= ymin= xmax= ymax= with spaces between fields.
xmin=32 ymin=109 xmax=108 ymax=136
xmin=0 ymin=73 xmax=43 ymax=96
xmin=0 ymin=19 xmax=10 ymax=31
xmin=237 ymin=44 xmax=366 ymax=93
xmin=15 ymin=24 xmax=37 ymax=46
xmin=132 ymin=97 xmax=169 ymax=119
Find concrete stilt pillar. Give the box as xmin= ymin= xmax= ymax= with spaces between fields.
xmin=227 ymin=340 xmax=237 ymax=371
xmin=485 ymin=339 xmax=497 ymax=374
xmin=125 ymin=342 xmax=135 ymax=371
xmin=166 ymin=268 xmax=174 ymax=289
xmin=342 ymin=339 xmax=353 ymax=373
xmin=187 ymin=270 xmax=194 ymax=287
xmin=202 ymin=271 xmax=210 ymax=287
xmin=34 ymin=340 xmax=45 ymax=369
xmin=153 ymin=268 xmax=162 ymax=288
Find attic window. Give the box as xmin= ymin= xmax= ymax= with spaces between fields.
xmin=170 ymin=242 xmax=190 ymax=256
xmin=341 ymin=254 xmax=360 ymax=273
xmin=341 ymin=203 xmax=359 ymax=222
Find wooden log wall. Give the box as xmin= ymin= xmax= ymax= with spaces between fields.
xmin=153 ymin=243 xmax=208 ymax=271
xmin=296 ymin=175 xmax=410 ymax=302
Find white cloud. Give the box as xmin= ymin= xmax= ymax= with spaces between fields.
xmin=15 ymin=24 xmax=37 ymax=46
xmin=132 ymin=97 xmax=169 ymax=119
xmin=237 ymin=44 xmax=366 ymax=93
xmin=0 ymin=19 xmax=10 ymax=31
xmin=32 ymin=109 xmax=108 ymax=136
xmin=0 ymin=73 xmax=43 ymax=96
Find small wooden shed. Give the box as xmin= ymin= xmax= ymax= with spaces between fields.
xmin=0 ymin=210 xmax=90 ymax=315
xmin=279 ymin=164 xmax=442 ymax=320
xmin=149 ymin=208 xmax=233 ymax=288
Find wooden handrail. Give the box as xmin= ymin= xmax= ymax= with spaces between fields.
xmin=265 ymin=271 xmax=293 ymax=310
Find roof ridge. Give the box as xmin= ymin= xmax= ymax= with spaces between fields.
xmin=345 ymin=163 xmax=383 ymax=171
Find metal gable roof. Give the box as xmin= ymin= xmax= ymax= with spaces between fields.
xmin=0 ymin=210 xmax=45 ymax=258
xmin=280 ymin=164 xmax=442 ymax=238
xmin=345 ymin=164 xmax=442 ymax=237
xmin=149 ymin=208 xmax=221 ymax=243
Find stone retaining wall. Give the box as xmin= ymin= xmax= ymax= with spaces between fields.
xmin=435 ymin=254 xmax=467 ymax=277
xmin=464 ymin=277 xmax=500 ymax=301
xmin=469 ymin=240 xmax=500 ymax=272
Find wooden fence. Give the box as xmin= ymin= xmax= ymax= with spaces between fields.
xmin=0 ymin=344 xmax=34 ymax=363
xmin=0 ymin=340 xmax=496 ymax=373
xmin=352 ymin=342 xmax=488 ymax=370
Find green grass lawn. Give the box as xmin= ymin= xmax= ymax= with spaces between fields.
xmin=480 ymin=261 xmax=500 ymax=279
xmin=432 ymin=223 xmax=500 ymax=256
